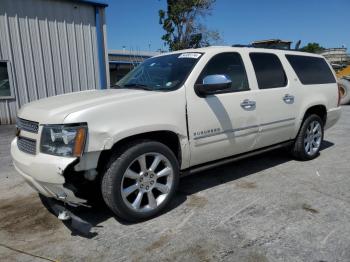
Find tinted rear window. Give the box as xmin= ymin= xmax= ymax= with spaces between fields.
xmin=286 ymin=55 xmax=336 ymax=85
xmin=250 ymin=53 xmax=287 ymax=89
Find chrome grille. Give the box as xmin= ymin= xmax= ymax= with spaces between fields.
xmin=17 ymin=118 xmax=39 ymax=134
xmin=17 ymin=137 xmax=37 ymax=155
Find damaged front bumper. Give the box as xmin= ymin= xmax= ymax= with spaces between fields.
xmin=11 ymin=138 xmax=87 ymax=205
xmin=39 ymin=195 xmax=94 ymax=235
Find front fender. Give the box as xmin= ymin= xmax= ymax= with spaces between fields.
xmin=104 ymin=125 xmax=186 ymax=149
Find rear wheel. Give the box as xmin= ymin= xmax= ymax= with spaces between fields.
xmin=101 ymin=141 xmax=179 ymax=221
xmin=292 ymin=114 xmax=324 ymax=160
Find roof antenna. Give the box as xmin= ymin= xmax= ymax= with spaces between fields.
xmin=295 ymin=40 xmax=301 ymax=50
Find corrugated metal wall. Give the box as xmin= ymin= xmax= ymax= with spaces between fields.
xmin=0 ymin=0 xmax=103 ymax=124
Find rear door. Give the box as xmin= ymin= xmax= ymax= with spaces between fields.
xmin=186 ymin=52 xmax=259 ymax=166
xmin=248 ymin=52 xmax=298 ymax=149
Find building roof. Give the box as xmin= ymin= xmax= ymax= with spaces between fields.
xmin=77 ymin=0 xmax=108 ymax=7
xmin=109 ymin=50 xmax=161 ymax=58
xmin=252 ymin=39 xmax=292 ymax=44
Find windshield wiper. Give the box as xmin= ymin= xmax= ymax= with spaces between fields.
xmin=123 ymin=83 xmax=154 ymax=91
xmin=110 ymin=84 xmax=123 ymax=89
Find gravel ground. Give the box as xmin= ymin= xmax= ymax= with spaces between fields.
xmin=0 ymin=106 xmax=349 ymax=262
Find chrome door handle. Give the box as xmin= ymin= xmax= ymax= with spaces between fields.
xmin=240 ymin=99 xmax=256 ymax=110
xmin=283 ymin=94 xmax=294 ymax=104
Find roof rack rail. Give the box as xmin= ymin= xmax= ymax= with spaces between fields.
xmin=232 ymin=44 xmax=294 ymax=51
xmin=232 ymin=44 xmax=253 ymax=48
xmin=233 ymin=39 xmax=299 ymax=51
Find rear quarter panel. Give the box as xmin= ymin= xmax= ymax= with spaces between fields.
xmin=284 ymin=54 xmax=339 ymax=137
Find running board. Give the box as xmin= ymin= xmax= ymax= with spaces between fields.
xmin=182 ymin=141 xmax=293 ymax=176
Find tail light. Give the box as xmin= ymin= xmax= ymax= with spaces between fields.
xmin=337 ymin=82 xmax=344 ymax=107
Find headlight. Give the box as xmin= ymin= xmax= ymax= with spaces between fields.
xmin=40 ymin=124 xmax=87 ymax=157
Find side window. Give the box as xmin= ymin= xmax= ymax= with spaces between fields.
xmin=0 ymin=61 xmax=12 ymax=98
xmin=250 ymin=53 xmax=287 ymax=89
xmin=285 ymin=55 xmax=336 ymax=85
xmin=196 ymin=52 xmax=249 ymax=92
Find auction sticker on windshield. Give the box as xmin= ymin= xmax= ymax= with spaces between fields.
xmin=178 ymin=53 xmax=201 ymax=59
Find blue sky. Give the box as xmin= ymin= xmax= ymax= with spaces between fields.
xmin=105 ymin=0 xmax=350 ymax=51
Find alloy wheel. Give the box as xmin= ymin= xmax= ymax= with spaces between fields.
xmin=120 ymin=152 xmax=174 ymax=212
xmin=304 ymin=120 xmax=322 ymax=156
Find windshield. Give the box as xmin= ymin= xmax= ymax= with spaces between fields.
xmin=114 ymin=52 xmax=202 ymax=91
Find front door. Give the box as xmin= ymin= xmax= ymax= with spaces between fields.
xmin=186 ymin=52 xmax=259 ymax=166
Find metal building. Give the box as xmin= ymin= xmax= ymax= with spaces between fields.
xmin=0 ymin=0 xmax=109 ymax=124
xmin=109 ymin=50 xmax=160 ymax=84
xmin=321 ymin=48 xmax=349 ymax=64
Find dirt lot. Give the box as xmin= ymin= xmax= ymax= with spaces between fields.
xmin=1 ymin=106 xmax=350 ymax=262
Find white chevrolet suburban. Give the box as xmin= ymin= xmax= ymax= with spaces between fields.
xmin=11 ymin=46 xmax=341 ymax=221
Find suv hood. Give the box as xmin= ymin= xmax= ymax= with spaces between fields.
xmin=18 ymin=89 xmax=155 ymax=124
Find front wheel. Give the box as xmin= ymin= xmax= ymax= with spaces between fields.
xmin=101 ymin=141 xmax=179 ymax=222
xmin=291 ymin=114 xmax=324 ymax=160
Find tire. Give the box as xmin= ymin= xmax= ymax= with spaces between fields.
xmin=291 ymin=114 xmax=324 ymax=161
xmin=101 ymin=140 xmax=179 ymax=222
xmin=339 ymin=78 xmax=350 ymax=105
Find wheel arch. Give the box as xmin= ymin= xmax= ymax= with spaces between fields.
xmin=97 ymin=130 xmax=183 ymax=174
xmin=302 ymin=104 xmax=327 ymax=124
xmin=293 ymin=104 xmax=327 ymax=139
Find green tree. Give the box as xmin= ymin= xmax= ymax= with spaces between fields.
xmin=300 ymin=42 xmax=325 ymax=53
xmin=158 ymin=0 xmax=220 ymax=51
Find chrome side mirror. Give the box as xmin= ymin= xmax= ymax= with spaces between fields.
xmin=195 ymin=74 xmax=232 ymax=97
